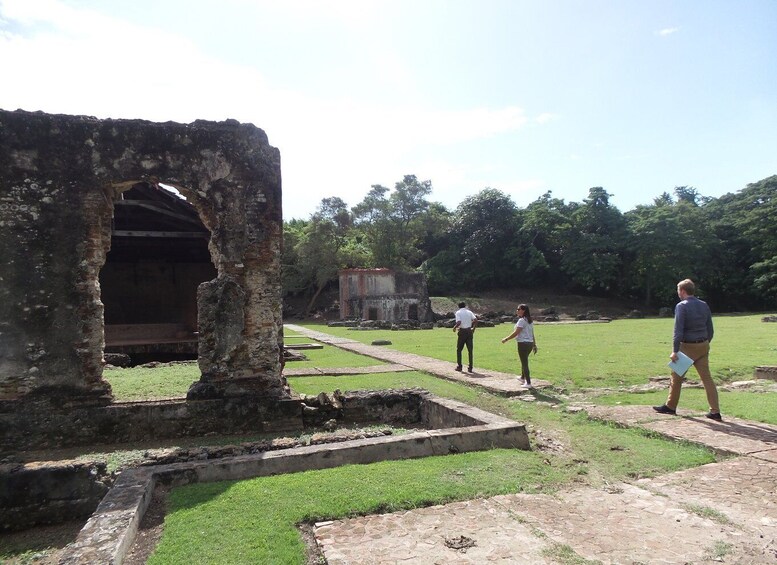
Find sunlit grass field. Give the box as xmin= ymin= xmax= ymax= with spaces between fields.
xmin=90 ymin=314 xmax=777 ymax=564
xmin=148 ymin=367 xmax=720 ymax=565
xmin=296 ymin=314 xmax=777 ymax=388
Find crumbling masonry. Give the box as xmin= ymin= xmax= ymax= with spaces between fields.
xmin=0 ymin=109 xmax=287 ymax=412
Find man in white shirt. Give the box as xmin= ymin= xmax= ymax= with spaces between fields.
xmin=453 ymin=302 xmax=478 ymax=372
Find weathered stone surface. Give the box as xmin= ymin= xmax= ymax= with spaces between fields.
xmin=339 ymin=268 xmax=434 ymax=323
xmin=0 ymin=109 xmax=285 ymax=405
xmin=0 ymin=396 xmax=305 ymax=454
xmin=755 ymin=366 xmax=777 ymax=381
xmin=0 ymin=460 xmax=110 ymax=532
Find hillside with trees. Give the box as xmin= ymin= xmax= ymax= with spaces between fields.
xmin=283 ymin=174 xmax=777 ymax=315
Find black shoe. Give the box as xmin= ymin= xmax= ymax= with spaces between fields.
xmin=455 ymin=365 xmax=462 ymax=372
xmin=653 ymin=404 xmax=676 ymax=415
xmin=706 ymin=411 xmax=722 ymax=421
xmin=467 ymin=367 xmax=473 ymax=373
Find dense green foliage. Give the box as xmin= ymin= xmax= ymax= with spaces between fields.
xmin=284 ymin=175 xmax=777 ymax=311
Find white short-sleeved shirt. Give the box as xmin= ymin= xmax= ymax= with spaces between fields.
xmin=514 ymin=317 xmax=535 ymax=343
xmin=455 ymin=308 xmax=477 ymax=329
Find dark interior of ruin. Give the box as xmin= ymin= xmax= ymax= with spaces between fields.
xmin=100 ymin=182 xmax=215 ymax=364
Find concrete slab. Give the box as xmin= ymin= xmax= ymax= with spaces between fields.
xmin=588 ymin=405 xmax=777 ymax=456
xmin=315 ymin=405 xmax=777 ymax=565
xmin=283 ymin=364 xmax=413 ymax=377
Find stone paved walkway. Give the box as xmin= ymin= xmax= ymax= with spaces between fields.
xmin=285 ymin=325 xmax=777 ymax=564
xmin=284 ymin=324 xmax=547 ymax=396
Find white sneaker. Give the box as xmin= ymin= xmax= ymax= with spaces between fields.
xmin=518 ymin=378 xmax=525 ymax=385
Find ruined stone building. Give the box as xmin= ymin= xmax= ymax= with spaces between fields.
xmin=0 ymin=109 xmax=289 ymax=450
xmin=339 ymin=268 xmax=433 ymax=322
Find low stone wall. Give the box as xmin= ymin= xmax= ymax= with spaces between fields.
xmin=0 ymin=460 xmax=110 ymax=532
xmin=340 ymin=389 xmax=426 ymax=426
xmin=3 ymin=390 xmax=523 ymax=536
xmin=0 ymin=389 xmax=436 ymax=456
xmin=58 ymin=391 xmax=529 ymax=564
xmin=754 ymin=366 xmax=777 ymax=381
xmin=0 ymin=397 xmax=304 ymax=455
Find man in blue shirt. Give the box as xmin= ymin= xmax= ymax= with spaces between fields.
xmin=654 ymin=279 xmax=722 ymax=420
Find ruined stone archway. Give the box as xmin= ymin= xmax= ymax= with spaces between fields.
xmin=0 ymin=109 xmax=287 ymax=408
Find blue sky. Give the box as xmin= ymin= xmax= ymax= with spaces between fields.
xmin=1 ymin=0 xmax=775 ymax=220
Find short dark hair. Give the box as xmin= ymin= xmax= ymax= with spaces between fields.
xmin=458 ymin=302 xmax=466 ymax=308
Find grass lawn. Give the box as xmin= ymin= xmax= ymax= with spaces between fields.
xmin=74 ymin=316 xmax=777 ymax=564
xmin=297 ymin=314 xmax=777 ymax=389
xmin=150 ymin=367 xmax=718 ymax=564
xmin=105 ymin=362 xmax=199 ymax=401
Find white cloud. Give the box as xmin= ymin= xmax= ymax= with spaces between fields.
xmin=657 ymin=27 xmax=680 ymax=36
xmin=0 ymin=0 xmax=534 ymax=218
xmin=535 ymin=112 xmax=560 ymax=124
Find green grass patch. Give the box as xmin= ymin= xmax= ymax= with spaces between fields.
xmin=683 ymin=503 xmax=736 ymax=526
xmin=151 ymin=424 xmax=712 ymax=565
xmin=296 ymin=314 xmax=777 ymax=389
xmin=104 ymin=362 xmax=199 ymax=401
xmin=146 ymin=370 xmax=715 ymax=564
xmin=286 ymin=344 xmax=387 ymax=369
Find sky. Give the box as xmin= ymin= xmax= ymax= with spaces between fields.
xmin=1 ymin=0 xmax=776 ymax=220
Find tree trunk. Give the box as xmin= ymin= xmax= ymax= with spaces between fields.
xmin=305 ymin=284 xmax=326 ymax=317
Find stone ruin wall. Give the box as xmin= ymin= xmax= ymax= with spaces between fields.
xmin=0 ymin=109 xmax=286 ymax=408
xmin=339 ymin=268 xmax=433 ymax=322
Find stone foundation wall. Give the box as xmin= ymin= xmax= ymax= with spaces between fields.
xmin=0 ymin=390 xmax=435 ymax=455
xmin=0 ymin=460 xmax=110 ymax=533
xmin=0 ymin=397 xmax=304 ymax=455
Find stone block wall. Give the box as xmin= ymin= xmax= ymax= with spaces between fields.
xmin=0 ymin=460 xmax=110 ymax=532
xmin=0 ymin=109 xmax=286 ymax=408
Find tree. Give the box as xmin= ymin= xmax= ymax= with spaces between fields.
xmin=281 ymin=218 xmax=308 ymax=296
xmin=449 ymin=188 xmax=525 ymax=289
xmin=293 ymin=197 xmax=354 ymax=315
xmin=521 ymin=191 xmax=574 ymax=287
xmin=625 ymin=191 xmax=722 ymax=307
xmin=706 ymin=175 xmax=777 ymax=305
xmin=351 ymin=175 xmax=434 ymax=269
xmin=625 ymin=204 xmax=696 ymax=305
xmin=561 ymin=187 xmax=627 ymax=293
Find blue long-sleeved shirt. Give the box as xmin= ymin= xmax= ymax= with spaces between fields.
xmin=673 ymin=296 xmax=714 ymax=353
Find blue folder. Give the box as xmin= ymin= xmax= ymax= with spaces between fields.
xmin=668 ymin=351 xmax=694 ymax=376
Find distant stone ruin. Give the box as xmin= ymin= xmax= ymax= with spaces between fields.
xmin=339 ymin=268 xmax=433 ymax=323
xmin=0 ymin=109 xmax=287 ymax=445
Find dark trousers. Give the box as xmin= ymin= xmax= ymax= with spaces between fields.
xmin=517 ymin=342 xmax=533 ymax=383
xmin=456 ymin=328 xmax=474 ymax=368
